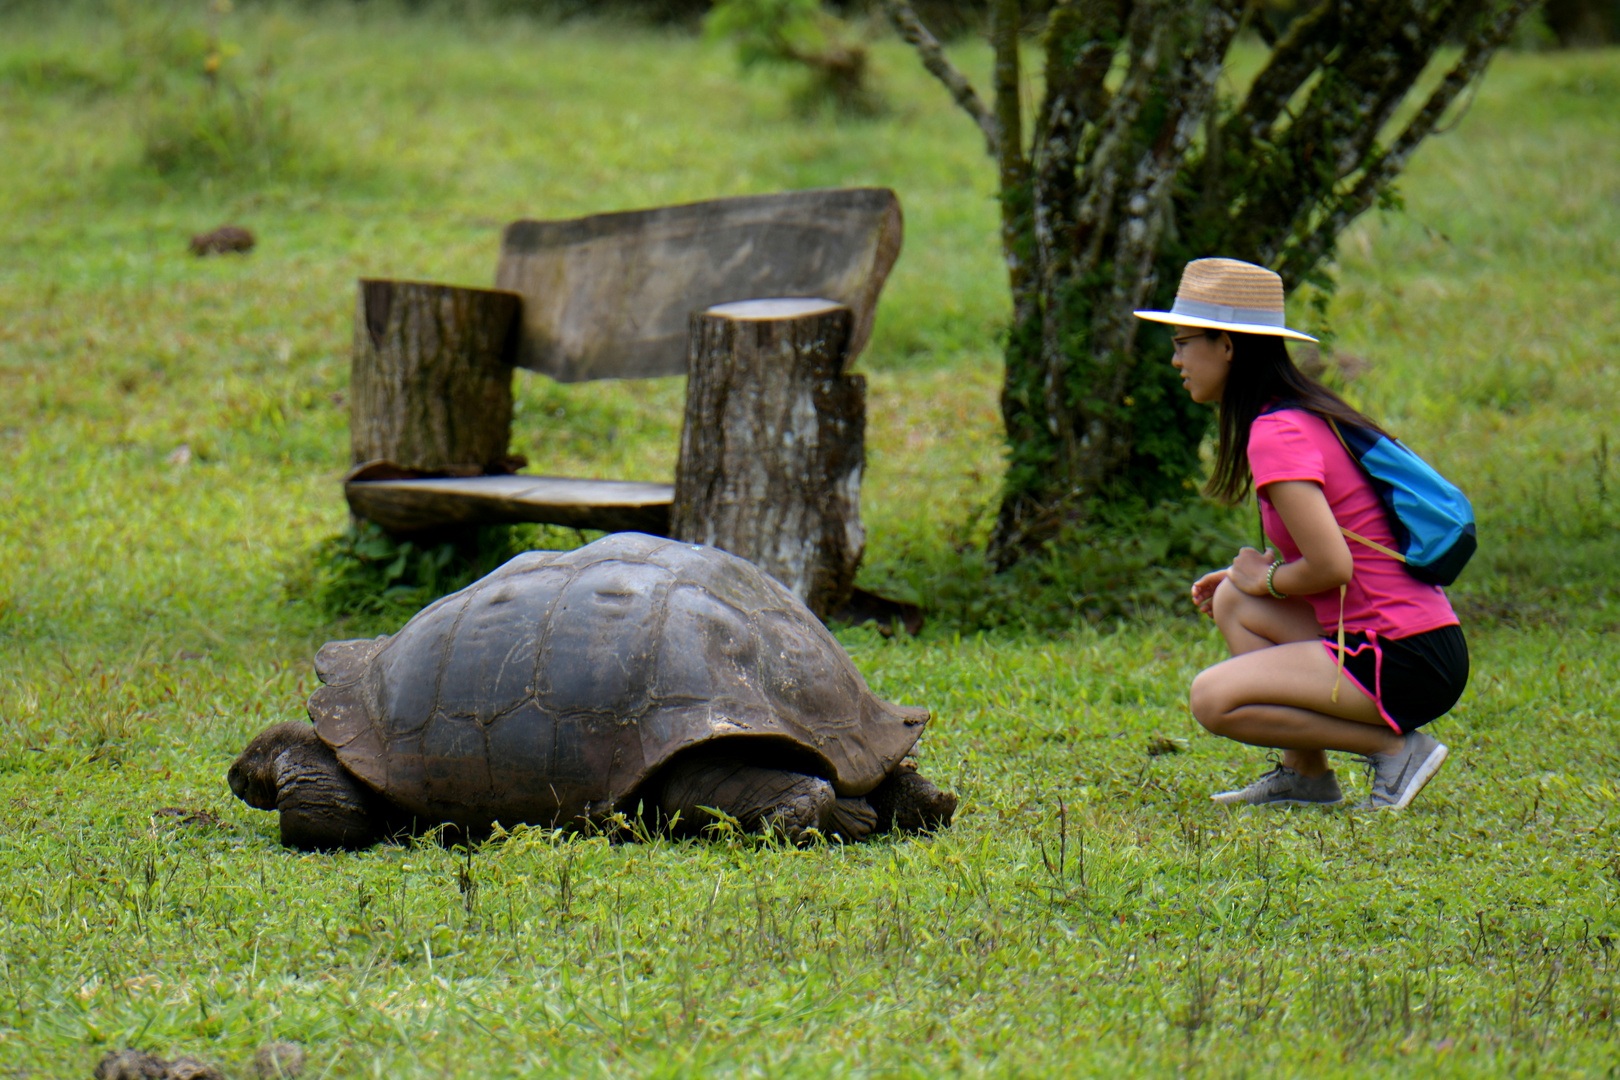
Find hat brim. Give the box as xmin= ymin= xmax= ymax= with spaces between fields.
xmin=1133 ymin=309 xmax=1318 ymax=344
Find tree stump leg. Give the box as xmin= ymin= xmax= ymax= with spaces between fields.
xmin=673 ymin=298 xmax=866 ymax=618
xmin=350 ymin=279 xmax=523 ymax=474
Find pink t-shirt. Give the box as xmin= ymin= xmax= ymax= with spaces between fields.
xmin=1248 ymin=408 xmax=1457 ymax=639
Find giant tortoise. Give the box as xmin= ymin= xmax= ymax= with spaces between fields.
xmin=230 ymin=533 xmax=956 ymax=848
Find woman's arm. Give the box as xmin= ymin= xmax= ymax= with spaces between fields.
xmin=1227 ymin=480 xmax=1354 ymax=598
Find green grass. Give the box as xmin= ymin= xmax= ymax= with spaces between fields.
xmin=1 ymin=5 xmax=1619 ymax=1076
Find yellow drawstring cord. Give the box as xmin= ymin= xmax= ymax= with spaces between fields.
xmin=1269 ymin=509 xmax=1383 ymax=704
xmin=1340 ymin=526 xmax=1406 ymax=563
xmin=1326 ymin=416 xmax=1400 ymax=702
xmin=1331 ymin=527 xmax=1403 ymax=703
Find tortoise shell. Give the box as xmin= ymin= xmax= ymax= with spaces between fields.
xmin=307 ymin=533 xmax=929 ymax=829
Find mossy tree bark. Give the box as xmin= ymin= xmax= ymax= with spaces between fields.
xmin=884 ymin=0 xmax=1541 ymax=565
xmin=673 ymin=299 xmax=865 ymax=619
xmin=350 ymin=279 xmax=522 ymax=473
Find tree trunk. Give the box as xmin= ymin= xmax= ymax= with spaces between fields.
xmin=673 ymin=298 xmax=865 ymax=618
xmin=350 ymin=279 xmax=522 ymax=472
xmin=885 ymin=0 xmax=1540 ymax=566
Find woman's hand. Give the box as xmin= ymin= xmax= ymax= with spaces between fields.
xmin=1193 ymin=485 xmax=1352 ymax=614
xmin=1192 ymin=547 xmax=1277 ymax=617
xmin=1226 ymin=546 xmax=1280 ymax=598
xmin=1190 ymin=568 xmax=1229 ymax=616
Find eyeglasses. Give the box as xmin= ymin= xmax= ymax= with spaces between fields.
xmin=1171 ymin=334 xmax=1204 ymax=353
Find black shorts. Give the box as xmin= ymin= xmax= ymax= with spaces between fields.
xmin=1324 ymin=624 xmax=1469 ymax=734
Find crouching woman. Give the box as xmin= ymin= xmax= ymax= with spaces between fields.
xmin=1137 ymin=258 xmax=1467 ymax=809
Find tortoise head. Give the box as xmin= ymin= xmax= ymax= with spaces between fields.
xmin=229 ymin=720 xmax=385 ymax=850
xmin=228 ymin=721 xmax=318 ymax=810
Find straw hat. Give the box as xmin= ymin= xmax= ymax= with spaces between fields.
xmin=1134 ymin=257 xmax=1318 ymax=343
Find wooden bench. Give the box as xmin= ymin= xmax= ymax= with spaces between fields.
xmin=343 ymin=187 xmax=904 ymax=616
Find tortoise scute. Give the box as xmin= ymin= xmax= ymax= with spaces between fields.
xmin=374 ymin=591 xmax=468 ymax=737
xmin=756 ymin=607 xmax=864 ymax=715
xmin=419 ymin=712 xmax=494 ymax=806
xmin=648 ymin=584 xmax=760 ymax=703
xmin=483 ymin=701 xmax=590 ymax=820
xmin=495 ymin=548 xmax=565 ymax=576
xmin=660 ymin=544 xmax=799 ymax=613
xmin=313 ymin=637 xmax=386 ymax=686
xmin=306 ymin=683 xmax=373 ymax=746
xmin=437 ymin=565 xmax=568 ymax=724
xmin=536 ymin=559 xmax=671 ymax=717
xmin=569 ymin=531 xmax=669 ymax=564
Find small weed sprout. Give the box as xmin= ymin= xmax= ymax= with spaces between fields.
xmin=457 ymin=845 xmax=478 ymax=918
xmin=1595 ymin=432 xmax=1609 ymax=505
xmin=1035 ymin=795 xmax=1087 ymax=903
xmin=554 ymin=842 xmax=578 ymax=923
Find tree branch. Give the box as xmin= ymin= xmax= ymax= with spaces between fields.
xmin=1032 ymin=0 xmax=1124 ymax=263
xmin=1031 ymin=0 xmax=1127 ymax=363
xmin=1035 ymin=0 xmax=1123 ymax=141
xmin=1071 ymin=0 xmax=1166 ymax=276
xmin=1275 ymin=0 xmax=1542 ymax=287
xmin=1224 ymin=0 xmax=1340 ymax=146
xmin=991 ymin=0 xmax=1036 ymax=319
xmin=1321 ymin=0 xmax=1463 ymax=181
xmin=882 ymin=0 xmax=1001 ymax=158
xmin=1233 ymin=0 xmax=1457 ymax=267
xmin=993 ymin=0 xmax=1024 ymax=171
xmin=1244 ymin=0 xmax=1278 ymax=47
xmin=1106 ymin=0 xmax=1244 ymax=376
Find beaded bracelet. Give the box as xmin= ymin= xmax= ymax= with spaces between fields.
xmin=1265 ymin=559 xmax=1287 ymax=600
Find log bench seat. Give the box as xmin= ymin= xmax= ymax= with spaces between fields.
xmin=344 ymin=474 xmax=674 ymax=536
xmin=345 ymin=186 xmax=903 ymax=617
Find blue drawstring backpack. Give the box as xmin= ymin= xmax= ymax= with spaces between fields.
xmin=1323 ymin=416 xmax=1477 ymax=587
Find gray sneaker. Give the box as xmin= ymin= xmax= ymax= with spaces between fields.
xmin=1359 ymin=730 xmax=1448 ymax=810
xmin=1210 ymin=761 xmax=1343 ymax=806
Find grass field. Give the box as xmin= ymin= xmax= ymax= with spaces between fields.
xmin=1 ymin=5 xmax=1619 ymax=1076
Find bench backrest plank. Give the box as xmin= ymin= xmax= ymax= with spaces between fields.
xmin=494 ymin=187 xmax=902 ymax=383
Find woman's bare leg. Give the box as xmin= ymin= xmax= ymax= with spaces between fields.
xmin=1211 ymin=576 xmax=1321 ymax=654
xmin=1201 ymin=579 xmax=1398 ymax=772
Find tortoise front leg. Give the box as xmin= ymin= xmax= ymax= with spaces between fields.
xmin=654 ymin=754 xmax=877 ymax=842
xmin=229 ymin=721 xmax=384 ymax=850
xmin=865 ymin=763 xmax=958 ymax=834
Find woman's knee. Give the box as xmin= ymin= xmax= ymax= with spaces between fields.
xmin=1210 ymin=576 xmax=1248 ymax=629
xmin=1189 ymin=669 xmax=1232 ymax=734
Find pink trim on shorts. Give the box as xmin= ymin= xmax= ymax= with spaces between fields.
xmin=1321 ymin=631 xmax=1402 ymax=734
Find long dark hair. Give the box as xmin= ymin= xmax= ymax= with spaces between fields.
xmin=1206 ymin=330 xmax=1387 ymax=505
